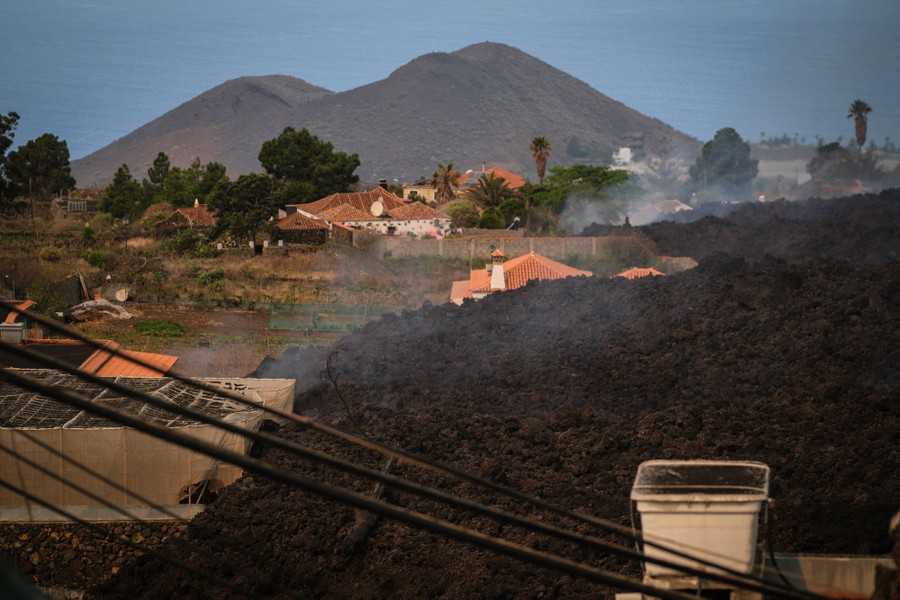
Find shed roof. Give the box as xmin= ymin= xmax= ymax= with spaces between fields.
xmin=616 ymin=267 xmax=665 ymax=280
xmin=0 ymin=369 xmax=253 ymax=429
xmin=0 ymin=339 xmax=178 ymax=377
xmin=277 ymin=212 xmax=328 ymax=231
xmin=172 ymin=203 xmax=216 ymax=228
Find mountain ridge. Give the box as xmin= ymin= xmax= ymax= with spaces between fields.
xmin=71 ymin=42 xmax=699 ymax=188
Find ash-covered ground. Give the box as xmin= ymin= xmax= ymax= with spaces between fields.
xmin=96 ymin=191 xmax=899 ymax=599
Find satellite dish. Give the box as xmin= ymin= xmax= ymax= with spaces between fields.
xmin=370 ymin=200 xmax=384 ymax=217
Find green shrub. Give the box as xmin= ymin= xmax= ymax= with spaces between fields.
xmin=198 ymin=268 xmax=225 ymax=286
xmin=164 ymin=228 xmax=215 ymax=258
xmin=83 ymin=250 xmax=109 ymax=270
xmin=39 ymin=245 xmax=63 ymax=262
xmin=478 ymin=206 xmax=505 ymax=229
xmin=134 ymin=319 xmax=184 ymax=336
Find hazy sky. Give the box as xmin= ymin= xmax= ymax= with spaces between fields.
xmin=3 ymin=0 xmax=899 ymax=159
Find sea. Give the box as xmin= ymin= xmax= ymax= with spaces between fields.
xmin=3 ymin=0 xmax=899 ymax=161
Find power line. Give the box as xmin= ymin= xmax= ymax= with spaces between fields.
xmin=1 ymin=339 xmax=814 ymax=596
xmin=0 ymin=477 xmax=266 ymax=599
xmin=0 ymin=303 xmax=823 ymax=597
xmin=0 ymin=431 xmax=295 ymax=598
xmin=0 ymin=360 xmax=820 ymax=599
xmin=1 ymin=366 xmax=703 ymax=600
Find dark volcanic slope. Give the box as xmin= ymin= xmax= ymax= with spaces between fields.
xmin=96 ymin=194 xmax=900 ymax=599
xmin=584 ymin=189 xmax=900 ymax=264
xmin=71 ymin=75 xmax=333 ymax=188
xmin=71 ymin=42 xmax=698 ymax=186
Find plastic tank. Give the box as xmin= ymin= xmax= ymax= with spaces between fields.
xmin=631 ymin=460 xmax=770 ymax=582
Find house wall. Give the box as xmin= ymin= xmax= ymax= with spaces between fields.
xmin=403 ymin=186 xmax=437 ymax=203
xmin=346 ymin=218 xmax=451 ymax=237
xmin=280 ymin=229 xmax=328 ymax=245
xmin=338 ymin=230 xmax=696 ymax=273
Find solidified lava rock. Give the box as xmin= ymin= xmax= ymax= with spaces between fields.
xmin=94 ymin=192 xmax=900 ymax=599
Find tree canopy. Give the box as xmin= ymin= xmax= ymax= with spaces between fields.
xmin=258 ymin=127 xmax=359 ymax=203
xmin=0 ymin=111 xmax=20 ymax=205
xmin=100 ymin=164 xmax=145 ymax=219
xmin=5 ymin=133 xmax=76 ymax=201
xmin=445 ymin=199 xmax=481 ymax=228
xmin=531 ymin=164 xmax=631 ymax=214
xmin=100 ymin=154 xmax=228 ymax=219
xmin=209 ymin=173 xmax=280 ymax=244
xmin=688 ymin=127 xmax=758 ymax=198
xmin=465 ymin=172 xmax=517 ymax=208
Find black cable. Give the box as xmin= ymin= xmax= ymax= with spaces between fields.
xmin=0 ymin=303 xmax=826 ymax=597
xmin=0 ymin=366 xmax=703 ymax=600
xmin=0 ymin=435 xmax=295 ymax=598
xmin=0 ymin=302 xmax=751 ymax=552
xmin=0 ymin=478 xmax=265 ymax=599
xmin=0 ymin=342 xmax=822 ymax=598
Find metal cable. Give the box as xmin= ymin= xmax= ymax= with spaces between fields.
xmin=0 ymin=477 xmax=266 ymax=599
xmin=0 ymin=366 xmax=709 ymax=600
xmin=0 ymin=302 xmax=825 ymax=597
xmin=0 ymin=435 xmax=296 ymax=598
xmin=0 ymin=355 xmax=822 ymax=600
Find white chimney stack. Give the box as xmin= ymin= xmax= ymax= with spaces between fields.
xmin=489 ymin=249 xmax=506 ymax=290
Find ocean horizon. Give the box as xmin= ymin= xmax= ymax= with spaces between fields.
xmin=4 ymin=0 xmax=899 ymax=161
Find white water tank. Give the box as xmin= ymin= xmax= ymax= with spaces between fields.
xmin=631 ymin=460 xmax=770 ymax=585
xmin=0 ymin=322 xmax=26 ymax=344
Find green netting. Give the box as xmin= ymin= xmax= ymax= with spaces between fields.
xmin=268 ymin=304 xmax=397 ymax=332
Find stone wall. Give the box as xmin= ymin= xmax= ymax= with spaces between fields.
xmin=358 ymin=234 xmax=697 ymax=274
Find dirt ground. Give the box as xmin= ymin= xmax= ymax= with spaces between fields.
xmin=8 ymin=190 xmax=900 ymax=598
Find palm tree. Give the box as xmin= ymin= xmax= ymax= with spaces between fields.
xmin=847 ymin=99 xmax=873 ymax=155
xmin=530 ymin=136 xmax=552 ymax=184
xmin=465 ymin=172 xmax=515 ymax=207
xmin=430 ymin=163 xmax=459 ymax=205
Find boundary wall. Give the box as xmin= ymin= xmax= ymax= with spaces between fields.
xmin=353 ymin=232 xmax=697 ymax=273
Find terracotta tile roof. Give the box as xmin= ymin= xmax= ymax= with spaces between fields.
xmin=616 ymin=267 xmax=665 ymax=280
xmin=174 ymin=204 xmax=216 ymax=227
xmin=0 ymin=339 xmax=178 ymax=377
xmin=450 ymin=280 xmax=472 ymax=303
xmin=277 ymin=212 xmax=328 ymax=231
xmin=291 ymin=189 xmax=407 ymax=217
xmin=316 ymin=204 xmax=375 ymax=223
xmin=389 ymin=202 xmax=450 ymax=220
xmin=459 ymin=167 xmax=527 ymax=189
xmin=485 ymin=167 xmax=527 ymax=189
xmin=469 ymin=252 xmax=592 ymax=294
xmin=81 ymin=341 xmax=179 ymax=377
xmin=3 ymin=300 xmax=35 ymax=323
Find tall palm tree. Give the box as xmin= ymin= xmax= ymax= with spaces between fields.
xmin=530 ymin=136 xmax=552 ymax=184
xmin=430 ymin=163 xmax=459 ymax=205
xmin=847 ymin=99 xmax=873 ymax=155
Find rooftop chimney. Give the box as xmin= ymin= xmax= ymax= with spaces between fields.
xmin=490 ymin=249 xmax=506 ymax=290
